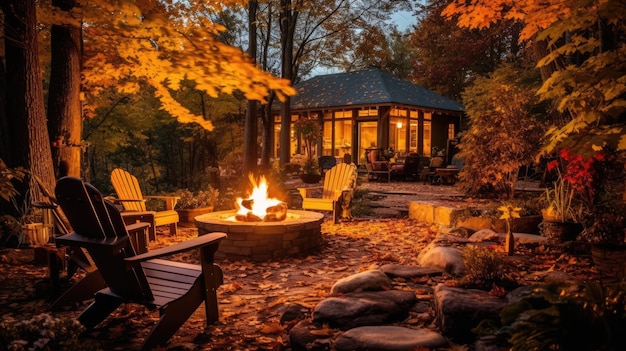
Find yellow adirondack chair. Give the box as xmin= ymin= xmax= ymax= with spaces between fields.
xmin=298 ymin=163 xmax=358 ymax=223
xmin=111 ymin=168 xmax=179 ymax=241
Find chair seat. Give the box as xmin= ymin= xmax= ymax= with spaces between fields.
xmin=140 ymin=259 xmax=203 ymax=306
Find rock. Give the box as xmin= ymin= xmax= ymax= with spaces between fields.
xmin=330 ymin=269 xmax=392 ymax=295
xmin=470 ymin=230 xmax=547 ymax=245
xmin=448 ymin=226 xmax=477 ymax=237
xmin=433 ymin=284 xmax=508 ymax=342
xmin=418 ymin=245 xmax=464 ymax=275
xmin=543 ymin=270 xmax=578 ymax=286
xmin=313 ymin=290 xmax=417 ymax=330
xmin=280 ymin=303 xmax=310 ymax=325
xmin=334 ymin=326 xmax=448 ymax=351
xmin=380 ymin=264 xmax=443 ymax=279
xmin=289 ymin=320 xmax=333 ymax=351
xmin=468 ymin=229 xmax=500 ymax=242
xmin=433 ymin=233 xmax=472 ymax=244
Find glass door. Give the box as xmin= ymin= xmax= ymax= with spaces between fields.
xmin=358 ymin=121 xmax=378 ymax=164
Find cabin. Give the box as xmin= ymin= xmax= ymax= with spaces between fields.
xmin=273 ymin=68 xmax=464 ymax=165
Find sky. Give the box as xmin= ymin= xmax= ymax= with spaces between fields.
xmin=392 ymin=10 xmax=416 ymax=31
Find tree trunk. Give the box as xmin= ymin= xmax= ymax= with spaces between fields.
xmin=48 ymin=0 xmax=82 ymax=178
xmin=260 ymin=94 xmax=275 ymax=168
xmin=243 ymin=1 xmax=259 ymax=176
xmin=279 ymin=0 xmax=297 ymax=166
xmin=1 ymin=0 xmax=56 ymax=202
xmin=0 ymin=32 xmax=8 ymax=162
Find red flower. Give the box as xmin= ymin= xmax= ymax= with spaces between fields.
xmin=547 ymin=160 xmax=560 ymax=171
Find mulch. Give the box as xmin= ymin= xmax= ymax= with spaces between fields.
xmin=0 ymin=179 xmax=613 ymax=350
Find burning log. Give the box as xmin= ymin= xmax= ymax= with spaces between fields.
xmin=235 ymin=200 xmax=287 ymax=222
xmin=265 ymin=202 xmax=287 ymax=222
xmin=234 ymin=175 xmax=288 ymax=222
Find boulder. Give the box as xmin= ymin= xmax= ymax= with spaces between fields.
xmin=334 ymin=326 xmax=448 ymax=351
xmin=433 ymin=284 xmax=508 ymax=342
xmin=418 ymin=245 xmax=464 ymax=275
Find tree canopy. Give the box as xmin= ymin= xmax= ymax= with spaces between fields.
xmin=443 ymin=0 xmax=626 ymax=154
xmin=39 ymin=0 xmax=296 ymax=130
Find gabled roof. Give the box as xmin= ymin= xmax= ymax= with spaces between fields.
xmin=291 ymin=68 xmax=464 ymax=113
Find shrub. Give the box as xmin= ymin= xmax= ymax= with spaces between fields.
xmin=173 ymin=186 xmax=219 ymax=209
xmin=0 ymin=314 xmax=99 ymax=351
xmin=463 ymin=245 xmax=506 ymax=282
xmin=498 ymin=283 xmax=626 ymax=351
xmin=457 ymin=62 xmax=548 ymax=199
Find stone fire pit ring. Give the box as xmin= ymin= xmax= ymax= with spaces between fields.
xmin=195 ymin=210 xmax=324 ymax=261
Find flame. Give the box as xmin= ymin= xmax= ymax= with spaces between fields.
xmin=235 ymin=174 xmax=282 ymax=220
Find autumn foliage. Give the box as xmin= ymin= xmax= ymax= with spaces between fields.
xmin=38 ymin=0 xmax=295 ymax=130
xmin=444 ymin=0 xmax=626 ymax=154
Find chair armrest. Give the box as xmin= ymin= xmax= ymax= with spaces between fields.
xmin=144 ymin=195 xmax=180 ymax=210
xmin=125 ymin=222 xmax=151 ymax=232
xmin=55 ymin=232 xmax=130 ymax=255
xmin=124 ymin=232 xmax=227 ymax=268
xmin=297 ymin=186 xmax=323 ymax=199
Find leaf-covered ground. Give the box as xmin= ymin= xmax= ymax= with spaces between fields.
xmin=0 ymin=181 xmax=609 ymax=350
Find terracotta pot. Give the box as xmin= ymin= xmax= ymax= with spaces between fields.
xmin=176 ymin=206 xmax=214 ymax=227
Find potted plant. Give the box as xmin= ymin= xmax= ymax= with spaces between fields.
xmin=174 ymin=186 xmax=219 ymax=226
xmin=294 ymin=118 xmax=322 ymax=184
xmin=539 ymin=157 xmax=583 ymax=242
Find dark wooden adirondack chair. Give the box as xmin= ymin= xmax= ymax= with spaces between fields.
xmin=54 ymin=177 xmax=226 ymax=351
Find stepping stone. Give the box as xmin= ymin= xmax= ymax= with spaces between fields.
xmin=380 ymin=264 xmax=443 ymax=279
xmin=334 ymin=326 xmax=448 ymax=351
xmin=313 ymin=290 xmax=417 ymax=330
xmin=330 ymin=269 xmax=392 ymax=295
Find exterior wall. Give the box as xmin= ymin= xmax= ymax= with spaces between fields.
xmin=273 ymin=105 xmax=462 ymax=165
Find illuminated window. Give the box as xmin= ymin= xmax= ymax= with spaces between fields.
xmin=358 ymin=107 xmax=378 ymax=117
xmin=389 ymin=117 xmax=406 ymax=154
xmin=423 ymin=121 xmax=431 ymax=156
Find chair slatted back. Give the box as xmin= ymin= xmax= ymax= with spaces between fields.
xmin=111 ymin=168 xmax=147 ymax=212
xmin=403 ymin=155 xmax=421 ymax=175
xmin=322 ymin=163 xmax=357 ymax=200
xmin=55 ymin=177 xmax=152 ymax=300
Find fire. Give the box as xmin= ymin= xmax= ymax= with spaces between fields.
xmin=235 ymin=175 xmax=287 ymax=222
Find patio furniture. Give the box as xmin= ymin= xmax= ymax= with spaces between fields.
xmin=54 ymin=177 xmax=226 ymax=351
xmin=318 ymin=155 xmax=337 ymax=177
xmin=298 ymin=163 xmax=358 ymax=223
xmin=432 ymin=167 xmax=460 ymax=185
xmin=111 ymin=168 xmax=180 ymax=241
xmin=32 ymin=175 xmax=150 ymax=309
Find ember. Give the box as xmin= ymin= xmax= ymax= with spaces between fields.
xmin=235 ymin=175 xmax=287 ymax=222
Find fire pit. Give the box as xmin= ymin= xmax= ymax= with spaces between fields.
xmin=196 ymin=175 xmax=324 ymax=261
xmin=195 ymin=210 xmax=324 ymax=261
